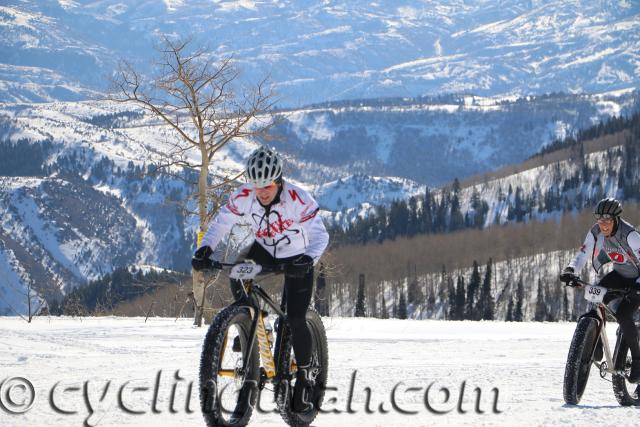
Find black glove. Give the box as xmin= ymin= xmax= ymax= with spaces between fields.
xmin=191 ymin=246 xmax=214 ymax=271
xmin=285 ymin=255 xmax=314 ymax=278
xmin=559 ymin=267 xmax=577 ymax=284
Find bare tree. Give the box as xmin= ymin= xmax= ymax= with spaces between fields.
xmin=108 ymin=36 xmax=277 ymax=325
xmin=0 ymin=274 xmax=46 ymax=323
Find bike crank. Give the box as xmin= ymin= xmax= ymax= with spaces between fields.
xmin=599 ymin=362 xmax=609 ymax=379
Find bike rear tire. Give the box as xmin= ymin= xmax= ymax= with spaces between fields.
xmin=612 ymin=336 xmax=640 ymax=406
xmin=275 ymin=309 xmax=329 ymax=427
xmin=563 ymin=317 xmax=599 ymax=405
xmin=199 ymin=305 xmax=260 ymax=427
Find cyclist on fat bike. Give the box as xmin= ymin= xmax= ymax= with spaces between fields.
xmin=191 ymin=145 xmax=330 ymax=412
xmin=560 ymin=197 xmax=640 ymax=383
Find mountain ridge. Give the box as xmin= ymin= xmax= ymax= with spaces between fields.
xmin=1 ymin=0 xmax=638 ymax=105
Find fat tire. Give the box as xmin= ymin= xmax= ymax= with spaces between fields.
xmin=563 ymin=317 xmax=598 ymax=405
xmin=275 ymin=309 xmax=329 ymax=427
xmin=199 ymin=305 xmax=260 ymax=427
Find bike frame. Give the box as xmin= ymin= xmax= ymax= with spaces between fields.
xmin=574 ymin=278 xmax=631 ymax=378
xmin=585 ymin=303 xmax=622 ymax=377
xmin=242 ymin=281 xmax=287 ymax=380
xmin=216 ymin=269 xmax=296 ymax=386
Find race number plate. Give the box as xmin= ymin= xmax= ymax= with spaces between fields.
xmin=229 ymin=263 xmax=262 ymax=280
xmin=583 ymin=285 xmax=607 ymax=303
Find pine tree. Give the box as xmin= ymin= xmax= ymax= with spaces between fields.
xmin=506 ymin=297 xmax=514 ymax=322
xmin=421 ymin=187 xmax=434 ymax=233
xmin=534 ymin=279 xmax=546 ymax=322
xmin=355 ymin=274 xmax=366 ymax=317
xmin=450 ymin=194 xmax=464 ymax=231
xmin=407 ymin=265 xmax=422 ymax=305
xmin=479 ymin=258 xmax=495 ymax=320
xmin=455 ymin=275 xmax=466 ymax=320
xmin=563 ymin=286 xmax=570 ymax=321
xmin=397 ymin=291 xmax=408 ymax=319
xmin=465 ymin=261 xmax=481 ymax=320
xmin=427 ymin=270 xmax=437 ymax=309
xmin=544 ymin=281 xmax=555 ymax=322
xmin=447 ymin=276 xmax=457 ymax=320
xmin=381 ymin=292 xmax=389 ymax=319
xmin=514 ymin=186 xmax=525 ymax=222
xmin=434 ymin=194 xmax=448 ymax=233
xmin=514 ymin=276 xmax=524 ymax=322
xmin=408 ymin=196 xmax=420 ymax=236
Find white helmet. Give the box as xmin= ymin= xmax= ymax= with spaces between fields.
xmin=245 ymin=146 xmax=283 ymax=187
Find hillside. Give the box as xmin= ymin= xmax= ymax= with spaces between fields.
xmin=332 ymin=111 xmax=640 ymax=242
xmin=2 ymin=99 xmax=640 ymax=316
xmin=321 ymin=115 xmax=640 ymax=322
xmin=273 ymin=91 xmax=640 ymax=186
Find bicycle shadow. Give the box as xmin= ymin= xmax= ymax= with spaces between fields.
xmin=561 ymin=403 xmax=634 ymax=409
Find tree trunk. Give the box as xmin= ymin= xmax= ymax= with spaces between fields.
xmin=192 ymin=151 xmax=210 ymax=326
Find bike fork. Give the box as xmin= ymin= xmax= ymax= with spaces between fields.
xmin=598 ymin=323 xmax=615 ymax=376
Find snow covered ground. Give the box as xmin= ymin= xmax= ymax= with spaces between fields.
xmin=1 ymin=317 xmax=638 ymax=426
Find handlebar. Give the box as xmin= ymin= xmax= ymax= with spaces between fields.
xmin=564 ymin=276 xmax=589 ymax=288
xmin=202 ymin=260 xmax=285 ymax=274
xmin=564 ymin=275 xmax=638 ymax=296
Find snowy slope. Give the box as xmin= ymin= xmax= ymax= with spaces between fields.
xmin=0 ymin=0 xmax=639 ymax=105
xmin=1 ymin=316 xmax=637 ymax=426
xmin=314 ymin=174 xmax=424 ymax=212
xmin=328 ymin=249 xmax=589 ymax=322
xmin=273 ymin=90 xmax=639 ymax=186
xmin=448 ymin=138 xmax=631 ymax=228
xmin=0 ymin=176 xmax=142 ymax=312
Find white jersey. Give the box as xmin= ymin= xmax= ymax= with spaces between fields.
xmin=568 ymin=218 xmax=640 ymax=279
xmin=200 ymin=181 xmax=329 ymax=262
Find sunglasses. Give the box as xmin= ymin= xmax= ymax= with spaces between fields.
xmin=594 ymin=214 xmax=615 ymax=221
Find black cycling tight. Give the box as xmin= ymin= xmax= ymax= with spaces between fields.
xmin=599 ymin=271 xmax=640 ymax=358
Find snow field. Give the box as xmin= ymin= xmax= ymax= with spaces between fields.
xmin=1 ymin=317 xmax=638 ymax=426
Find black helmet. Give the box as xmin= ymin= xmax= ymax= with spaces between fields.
xmin=594 ymin=197 xmax=622 ymax=218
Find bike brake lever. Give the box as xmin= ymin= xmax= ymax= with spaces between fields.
xmin=567 ymin=278 xmax=582 ymax=288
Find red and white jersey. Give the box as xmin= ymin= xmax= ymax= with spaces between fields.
xmin=568 ymin=218 xmax=640 ymax=279
xmin=200 ymin=181 xmax=329 ymax=262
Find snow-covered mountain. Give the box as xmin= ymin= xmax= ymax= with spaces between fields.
xmin=1 ymin=90 xmax=639 ymax=315
xmin=1 ymin=94 xmax=639 ymax=315
xmin=1 ymin=0 xmax=639 ymax=105
xmin=273 ymin=90 xmax=639 ymax=186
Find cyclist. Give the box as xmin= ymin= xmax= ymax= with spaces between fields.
xmin=191 ymin=145 xmax=329 ymax=411
xmin=560 ymin=197 xmax=640 ymax=383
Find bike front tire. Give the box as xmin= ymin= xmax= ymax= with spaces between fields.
xmin=199 ymin=305 xmax=260 ymax=427
xmin=563 ymin=316 xmax=599 ymax=405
